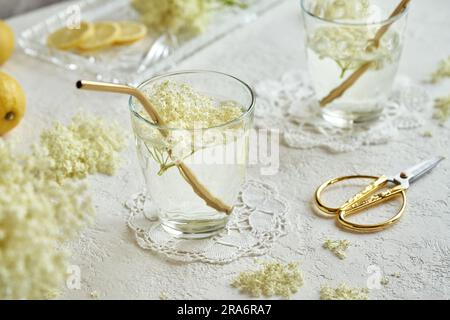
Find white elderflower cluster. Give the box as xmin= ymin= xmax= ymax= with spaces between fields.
xmin=132 ymin=0 xmax=209 ymax=35
xmin=320 ymin=284 xmax=369 ymax=300
xmin=131 ymin=0 xmax=247 ymax=35
xmin=37 ymin=114 xmax=127 ymax=183
xmin=144 ymin=80 xmax=243 ymax=130
xmin=231 ymin=262 xmax=304 ymax=298
xmin=306 ymin=0 xmax=401 ymax=77
xmin=309 ymin=0 xmax=371 ymax=21
xmin=0 ymin=142 xmax=94 ymax=299
xmin=308 ymin=25 xmax=399 ymax=76
xmin=133 ymin=80 xmax=244 ymax=166
xmin=0 ymin=113 xmax=127 ymax=299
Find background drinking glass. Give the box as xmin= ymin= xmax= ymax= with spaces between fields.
xmin=301 ymin=0 xmax=409 ymax=127
xmin=129 ymin=71 xmax=255 ymax=239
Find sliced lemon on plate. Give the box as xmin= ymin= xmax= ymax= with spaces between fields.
xmin=47 ymin=22 xmax=94 ymax=50
xmin=115 ymin=21 xmax=147 ymax=45
xmin=78 ymin=22 xmax=120 ymax=51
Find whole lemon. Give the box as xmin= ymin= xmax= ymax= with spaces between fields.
xmin=0 ymin=20 xmax=15 ymax=65
xmin=0 ymin=72 xmax=26 ymax=136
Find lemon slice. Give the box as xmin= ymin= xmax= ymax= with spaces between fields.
xmin=47 ymin=22 xmax=93 ymax=50
xmin=115 ymin=21 xmax=147 ymax=45
xmin=78 ymin=22 xmax=120 ymax=51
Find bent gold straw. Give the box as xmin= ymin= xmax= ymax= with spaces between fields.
xmin=320 ymin=0 xmax=410 ymax=107
xmin=76 ymin=80 xmax=233 ymax=214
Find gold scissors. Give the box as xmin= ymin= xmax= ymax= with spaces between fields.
xmin=314 ymin=157 xmax=445 ymax=233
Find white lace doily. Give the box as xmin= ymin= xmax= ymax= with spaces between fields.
xmin=255 ymin=71 xmax=432 ymax=153
xmin=125 ymin=180 xmax=288 ymax=264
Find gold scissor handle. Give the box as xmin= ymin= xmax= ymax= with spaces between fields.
xmin=314 ymin=175 xmax=407 ymax=232
xmin=314 ymin=175 xmax=381 ymax=217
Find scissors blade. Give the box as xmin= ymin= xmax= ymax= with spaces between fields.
xmin=395 ymin=156 xmax=445 ymax=186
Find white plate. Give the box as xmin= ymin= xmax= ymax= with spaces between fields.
xmin=18 ymin=0 xmax=283 ymax=84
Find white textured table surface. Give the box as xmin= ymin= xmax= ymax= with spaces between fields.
xmin=5 ymin=0 xmax=450 ymax=300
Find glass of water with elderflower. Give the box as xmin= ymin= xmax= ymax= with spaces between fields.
xmin=301 ymin=0 xmax=409 ymax=127
xmin=129 ymin=71 xmax=255 ymax=239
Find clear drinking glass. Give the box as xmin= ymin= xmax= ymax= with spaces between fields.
xmin=129 ymin=71 xmax=255 ymax=239
xmin=301 ymin=0 xmax=408 ymax=127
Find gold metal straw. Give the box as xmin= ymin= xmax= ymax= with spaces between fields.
xmin=319 ymin=0 xmax=410 ymax=107
xmin=76 ymin=80 xmax=233 ymax=214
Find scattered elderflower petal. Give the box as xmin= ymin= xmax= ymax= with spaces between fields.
xmin=320 ymin=284 xmax=369 ymax=300
xmin=159 ymin=292 xmax=169 ymax=300
xmin=433 ymin=94 xmax=450 ymax=123
xmin=37 ymin=114 xmax=127 ymax=182
xmin=231 ymin=262 xmax=304 ymax=298
xmin=0 ymin=141 xmax=95 ymax=299
xmin=390 ymin=272 xmax=401 ymax=278
xmin=430 ymin=56 xmax=450 ymax=83
xmin=421 ymin=130 xmax=433 ymax=138
xmin=380 ymin=277 xmax=389 ymax=286
xmin=323 ymin=239 xmax=350 ymax=259
xmin=44 ymin=289 xmax=62 ymax=300
xmin=90 ymin=291 xmax=100 ymax=299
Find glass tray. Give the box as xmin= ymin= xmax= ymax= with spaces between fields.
xmin=18 ymin=0 xmax=282 ymax=84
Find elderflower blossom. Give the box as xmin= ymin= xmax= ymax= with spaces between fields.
xmin=306 ymin=0 xmax=401 ymax=77
xmin=132 ymin=81 xmax=244 ymax=163
xmin=309 ymin=0 xmax=371 ymax=21
xmin=0 ymin=142 xmax=95 ymax=299
xmin=0 ymin=113 xmax=127 ymax=299
xmin=231 ymin=262 xmax=304 ymax=298
xmin=308 ymin=26 xmax=400 ymax=77
xmin=144 ymin=80 xmax=243 ymax=129
xmin=131 ymin=0 xmax=247 ymax=35
xmin=132 ymin=0 xmax=209 ymax=35
xmin=323 ymin=239 xmax=350 ymax=259
xmin=320 ymin=284 xmax=369 ymax=300
xmin=36 ymin=114 xmax=127 ymax=183
xmin=430 ymin=56 xmax=450 ymax=83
